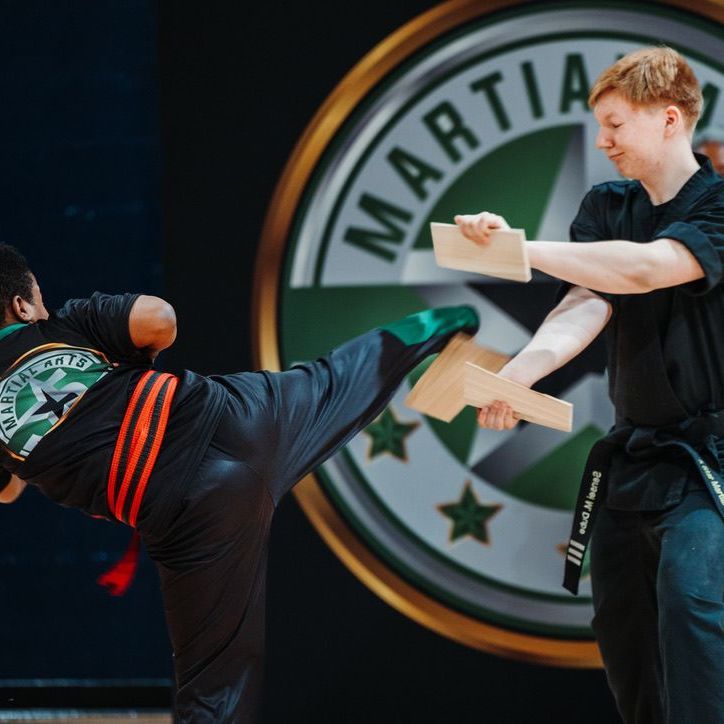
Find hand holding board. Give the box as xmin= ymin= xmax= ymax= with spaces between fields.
xmin=463 ymin=362 xmax=573 ymax=432
xmin=430 ymin=222 xmax=531 ymax=282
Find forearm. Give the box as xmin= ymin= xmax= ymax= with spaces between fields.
xmin=527 ymin=238 xmax=704 ymax=294
xmin=500 ymin=287 xmax=611 ymax=387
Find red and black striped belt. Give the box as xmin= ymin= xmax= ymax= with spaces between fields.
xmin=106 ymin=370 xmax=178 ymax=527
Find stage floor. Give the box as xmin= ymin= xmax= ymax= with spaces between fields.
xmin=0 ymin=713 xmax=171 ymax=722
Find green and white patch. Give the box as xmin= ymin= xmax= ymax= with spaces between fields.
xmin=0 ymin=347 xmax=112 ymax=459
xmin=271 ymin=2 xmax=724 ymax=648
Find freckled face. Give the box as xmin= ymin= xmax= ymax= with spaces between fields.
xmin=594 ymin=91 xmax=668 ymax=180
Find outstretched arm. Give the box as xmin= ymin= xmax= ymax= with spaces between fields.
xmin=0 ymin=474 xmax=27 ymax=504
xmin=526 ymin=238 xmax=704 ymax=294
xmin=129 ymin=295 xmax=177 ymax=360
xmin=478 ymin=285 xmax=611 ymax=430
xmin=454 ymin=211 xmax=705 ymax=294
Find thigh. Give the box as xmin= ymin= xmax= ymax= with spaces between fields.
xmin=590 ymin=506 xmax=659 ymax=630
xmin=656 ymin=490 xmax=724 ymax=724
xmin=657 ymin=490 xmax=724 ymax=600
xmin=145 ymin=447 xmax=275 ymax=723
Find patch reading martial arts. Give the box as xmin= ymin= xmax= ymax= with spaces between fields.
xmin=0 ymin=344 xmax=113 ymax=459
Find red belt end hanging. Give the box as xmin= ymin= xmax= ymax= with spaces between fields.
xmin=96 ymin=530 xmax=141 ymax=596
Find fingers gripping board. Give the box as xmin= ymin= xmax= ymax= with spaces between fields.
xmin=463 ymin=362 xmax=573 ymax=432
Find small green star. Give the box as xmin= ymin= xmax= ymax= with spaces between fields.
xmin=438 ymin=482 xmax=501 ymax=545
xmin=364 ymin=407 xmax=419 ymax=462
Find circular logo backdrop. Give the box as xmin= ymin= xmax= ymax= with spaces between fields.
xmin=254 ymin=0 xmax=724 ymax=666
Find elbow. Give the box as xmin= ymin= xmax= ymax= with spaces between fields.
xmin=589 ymin=295 xmax=613 ymax=326
xmin=130 ymin=296 xmax=178 ymax=351
xmin=155 ymin=301 xmax=177 ymax=338
xmin=626 ymin=240 xmax=690 ymax=294
xmin=152 ymin=301 xmax=177 ymax=349
xmin=626 ymin=258 xmax=659 ymax=293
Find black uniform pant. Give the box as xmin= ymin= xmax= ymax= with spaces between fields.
xmin=143 ymin=306 xmax=478 ymax=723
xmin=590 ymin=489 xmax=724 ymax=724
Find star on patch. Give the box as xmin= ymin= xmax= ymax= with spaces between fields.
xmin=34 ymin=388 xmax=78 ymax=422
xmin=364 ymin=407 xmax=419 ymax=462
xmin=438 ymin=481 xmax=501 ymax=545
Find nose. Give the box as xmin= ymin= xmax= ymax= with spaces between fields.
xmin=595 ymin=127 xmax=612 ymax=150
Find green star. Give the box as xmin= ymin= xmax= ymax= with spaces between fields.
xmin=438 ymin=482 xmax=502 ymax=545
xmin=364 ymin=407 xmax=419 ymax=462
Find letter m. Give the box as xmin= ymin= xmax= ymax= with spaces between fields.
xmin=344 ymin=193 xmax=412 ymax=262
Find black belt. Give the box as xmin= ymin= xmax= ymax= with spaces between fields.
xmin=563 ymin=413 xmax=724 ymax=595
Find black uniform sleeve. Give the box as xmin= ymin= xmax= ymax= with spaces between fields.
xmin=654 ymin=190 xmax=724 ymax=296
xmin=555 ymin=188 xmax=613 ymax=305
xmin=54 ymin=292 xmax=143 ymax=362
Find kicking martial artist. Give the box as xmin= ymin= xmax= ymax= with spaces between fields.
xmin=455 ymin=47 xmax=724 ymax=724
xmin=0 ymin=243 xmax=478 ymax=722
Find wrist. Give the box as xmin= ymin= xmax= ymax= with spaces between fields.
xmin=525 ymin=240 xmax=552 ymax=271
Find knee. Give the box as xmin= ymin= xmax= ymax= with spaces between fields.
xmin=658 ymin=538 xmax=723 ymax=602
xmin=657 ymin=572 xmax=724 ymax=636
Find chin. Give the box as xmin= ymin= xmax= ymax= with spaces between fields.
xmin=611 ymin=159 xmax=629 ymax=178
xmin=615 ymin=159 xmax=642 ymax=180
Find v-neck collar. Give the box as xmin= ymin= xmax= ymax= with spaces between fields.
xmin=639 ymin=153 xmax=715 ymax=215
xmin=633 ymin=154 xmax=717 ymax=235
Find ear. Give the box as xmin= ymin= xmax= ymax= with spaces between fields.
xmin=10 ymin=294 xmax=33 ymax=322
xmin=663 ymin=105 xmax=684 ymax=136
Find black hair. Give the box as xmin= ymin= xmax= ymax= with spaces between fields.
xmin=0 ymin=243 xmax=34 ymax=318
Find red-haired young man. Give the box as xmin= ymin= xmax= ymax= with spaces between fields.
xmin=457 ymin=47 xmax=724 ymax=724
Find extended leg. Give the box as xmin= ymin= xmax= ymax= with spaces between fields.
xmin=215 ymin=305 xmax=479 ymax=503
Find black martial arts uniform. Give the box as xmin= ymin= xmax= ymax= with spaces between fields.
xmin=563 ymin=154 xmax=724 ymax=724
xmin=0 ymin=296 xmax=478 ymax=722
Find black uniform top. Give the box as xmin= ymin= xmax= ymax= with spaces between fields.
xmin=0 ymin=293 xmax=225 ymax=531
xmin=567 ymin=154 xmax=724 ymax=510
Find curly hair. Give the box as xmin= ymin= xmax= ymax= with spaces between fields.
xmin=588 ymin=47 xmax=703 ymax=130
xmin=0 ymin=243 xmax=34 ymax=318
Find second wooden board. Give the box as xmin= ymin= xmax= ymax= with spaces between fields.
xmin=463 ymin=362 xmax=573 ymax=432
